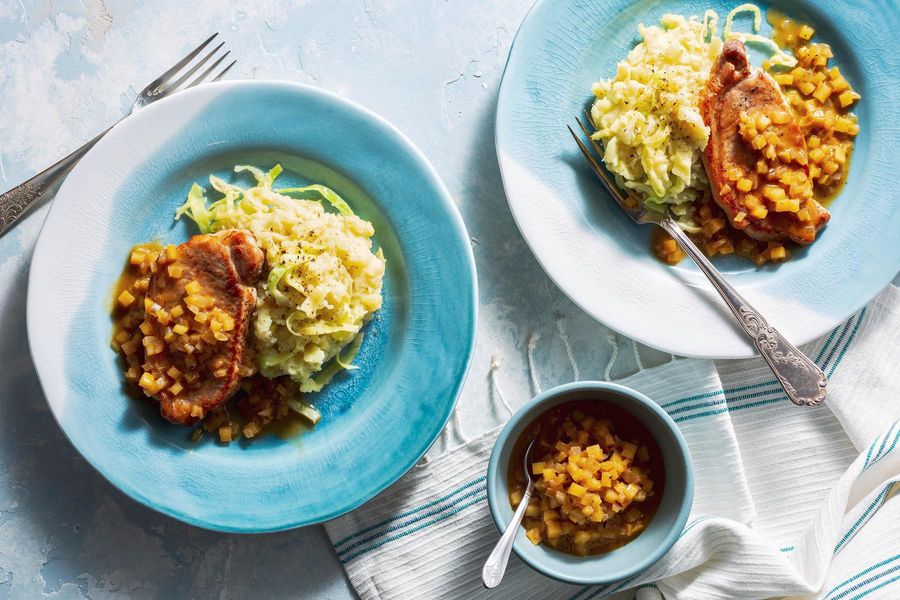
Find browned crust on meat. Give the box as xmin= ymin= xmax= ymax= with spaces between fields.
xmin=146 ymin=230 xmax=263 ymax=425
xmin=700 ymin=40 xmax=829 ymax=245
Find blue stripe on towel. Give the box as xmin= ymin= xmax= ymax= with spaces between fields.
xmin=869 ymin=426 xmax=900 ymax=469
xmin=335 ymin=311 xmax=868 ymax=562
xmin=826 ymin=308 xmax=865 ymax=378
xmin=869 ymin=423 xmax=898 ymax=466
xmin=863 ymin=419 xmax=899 ymax=471
xmin=661 ymin=388 xmax=725 ymax=408
xmin=673 ymin=406 xmax=731 ymax=423
xmin=815 ymin=324 xmax=842 ymax=364
xmin=821 ymin=317 xmax=856 ymax=372
xmin=848 ymin=573 xmax=900 ymax=600
xmin=333 ymin=475 xmax=486 ymax=548
xmin=337 ymin=484 xmax=487 ymax=558
xmin=666 ymin=396 xmax=731 ymax=416
xmin=834 ymin=485 xmax=892 ymax=553
xmin=826 ymin=554 xmax=900 ymax=599
xmin=565 ymin=586 xmax=594 ymax=600
xmin=338 ymin=493 xmax=487 ymax=562
xmin=828 ymin=555 xmax=900 ymax=600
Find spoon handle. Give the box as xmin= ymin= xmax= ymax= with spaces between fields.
xmin=660 ymin=216 xmax=827 ymax=406
xmin=482 ymin=480 xmax=533 ymax=589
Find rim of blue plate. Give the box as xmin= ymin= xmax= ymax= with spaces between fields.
xmin=486 ymin=381 xmax=694 ymax=585
xmin=26 ymin=80 xmax=478 ymax=532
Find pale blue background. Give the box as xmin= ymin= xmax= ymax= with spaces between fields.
xmin=1 ymin=1 xmax=895 ymax=599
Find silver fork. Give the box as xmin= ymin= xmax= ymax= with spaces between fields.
xmin=0 ymin=33 xmax=236 ymax=237
xmin=568 ymin=116 xmax=827 ymax=406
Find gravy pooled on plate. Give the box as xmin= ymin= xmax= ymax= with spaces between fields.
xmin=109 ymin=164 xmax=386 ymax=443
xmin=508 ymin=400 xmax=664 ymax=556
xmin=111 ymin=232 xmax=264 ymax=425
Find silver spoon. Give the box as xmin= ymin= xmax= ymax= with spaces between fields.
xmin=482 ymin=440 xmax=537 ymax=588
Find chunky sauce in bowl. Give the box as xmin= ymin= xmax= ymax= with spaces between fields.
xmin=507 ymin=400 xmax=664 ymax=556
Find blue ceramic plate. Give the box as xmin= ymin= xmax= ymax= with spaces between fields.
xmin=26 ymin=81 xmax=477 ymax=532
xmin=486 ymin=382 xmax=693 ymax=585
xmin=496 ymin=0 xmax=900 ymax=358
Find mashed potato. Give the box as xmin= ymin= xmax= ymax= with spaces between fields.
xmin=590 ymin=14 xmax=722 ymax=218
xmin=176 ymin=165 xmax=385 ymax=392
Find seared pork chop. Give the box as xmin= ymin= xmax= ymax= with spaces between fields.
xmin=700 ymin=40 xmax=829 ymax=244
xmin=143 ymin=230 xmax=264 ymax=425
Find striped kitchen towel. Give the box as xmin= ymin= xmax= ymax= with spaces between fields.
xmin=324 ymin=286 xmax=900 ymax=599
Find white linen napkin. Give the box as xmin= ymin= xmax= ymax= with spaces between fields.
xmin=324 ymin=286 xmax=900 ymax=600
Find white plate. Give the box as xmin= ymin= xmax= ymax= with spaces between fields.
xmin=495 ymin=0 xmax=900 ymax=358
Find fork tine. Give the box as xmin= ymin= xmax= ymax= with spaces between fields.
xmin=575 ymin=117 xmax=608 ymax=171
xmin=147 ymin=33 xmax=219 ymax=93
xmin=575 ymin=115 xmax=596 ymax=146
xmin=580 ymin=111 xmax=608 ymax=160
xmin=212 ymin=59 xmax=236 ymax=82
xmin=572 ymin=117 xmax=622 ymax=199
xmin=567 ymin=124 xmax=612 ymax=185
xmin=183 ymin=52 xmax=232 ymax=90
xmin=573 ymin=117 xmax=644 ymax=210
xmin=157 ymin=41 xmax=225 ymax=95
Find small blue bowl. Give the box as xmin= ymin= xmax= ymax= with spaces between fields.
xmin=486 ymin=381 xmax=693 ymax=585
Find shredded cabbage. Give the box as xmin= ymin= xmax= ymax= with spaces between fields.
xmin=312 ymin=331 xmax=365 ymax=390
xmin=209 ymin=175 xmax=243 ymax=204
xmin=336 ymin=331 xmax=364 ymax=371
xmin=724 ymin=4 xmax=797 ymax=68
xmin=278 ymin=185 xmax=355 ymax=216
xmin=589 ymin=14 xmax=722 ymax=219
xmin=234 ymin=164 xmax=283 ymax=188
xmin=589 ymin=3 xmax=796 ymax=225
xmin=175 ymin=165 xmax=385 ymax=393
xmin=286 ymin=398 xmax=321 ymax=424
xmin=175 ymin=183 xmax=212 ymax=233
xmin=259 ymin=350 xmax=291 ymax=369
xmin=702 ymin=10 xmax=719 ymax=42
xmin=724 ymin=3 xmax=761 ymax=35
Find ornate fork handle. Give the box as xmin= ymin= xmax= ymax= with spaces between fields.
xmin=0 ymin=127 xmax=111 ymax=236
xmin=0 ymin=34 xmax=236 ymax=238
xmin=660 ymin=217 xmax=827 ymax=406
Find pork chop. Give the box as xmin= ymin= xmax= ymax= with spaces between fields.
xmin=700 ymin=40 xmax=829 ymax=244
xmin=142 ymin=230 xmax=264 ymax=425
